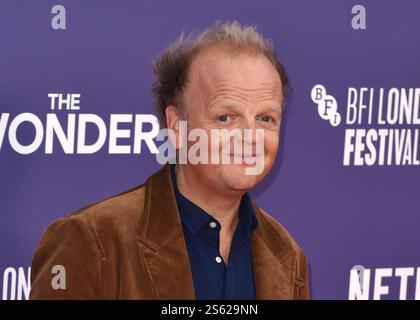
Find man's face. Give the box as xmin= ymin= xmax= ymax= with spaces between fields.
xmin=179 ymin=48 xmax=283 ymax=193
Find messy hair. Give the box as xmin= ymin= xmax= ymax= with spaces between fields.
xmin=152 ymin=21 xmax=289 ymax=126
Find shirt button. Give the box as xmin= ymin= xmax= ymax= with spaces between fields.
xmin=209 ymin=221 xmax=217 ymax=229
xmin=215 ymin=256 xmax=222 ymax=263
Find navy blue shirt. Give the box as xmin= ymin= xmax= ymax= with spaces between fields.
xmin=170 ymin=165 xmax=258 ymax=300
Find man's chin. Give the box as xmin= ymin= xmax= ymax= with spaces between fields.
xmin=220 ymin=167 xmax=263 ymax=192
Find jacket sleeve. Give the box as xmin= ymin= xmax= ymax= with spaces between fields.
xmin=30 ymin=216 xmax=104 ymax=300
xmin=294 ymin=249 xmax=310 ymax=300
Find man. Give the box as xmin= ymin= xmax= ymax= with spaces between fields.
xmin=30 ymin=21 xmax=309 ymax=299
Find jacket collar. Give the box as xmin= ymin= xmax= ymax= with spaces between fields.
xmin=137 ymin=164 xmax=293 ymax=299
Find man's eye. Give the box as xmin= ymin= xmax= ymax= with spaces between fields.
xmin=259 ymin=116 xmax=273 ymax=122
xmin=218 ymin=115 xmax=230 ymax=122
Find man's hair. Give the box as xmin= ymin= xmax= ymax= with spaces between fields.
xmin=152 ymin=20 xmax=289 ymax=126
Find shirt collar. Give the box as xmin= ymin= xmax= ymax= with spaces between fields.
xmin=170 ymin=164 xmax=258 ymax=235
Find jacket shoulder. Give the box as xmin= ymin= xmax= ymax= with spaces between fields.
xmin=30 ymin=183 xmax=148 ymax=299
xmin=37 ymin=183 xmax=148 ymax=265
xmin=65 ymin=183 xmax=147 ymax=238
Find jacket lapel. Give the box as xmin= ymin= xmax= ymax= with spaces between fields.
xmin=251 ymin=231 xmax=293 ymax=300
xmin=250 ymin=222 xmax=295 ymax=299
xmin=137 ymin=164 xmax=195 ymax=299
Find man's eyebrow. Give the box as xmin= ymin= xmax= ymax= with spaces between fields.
xmin=207 ymin=102 xmax=282 ymax=116
xmin=208 ymin=100 xmax=243 ymax=110
xmin=258 ymin=105 xmax=282 ymax=113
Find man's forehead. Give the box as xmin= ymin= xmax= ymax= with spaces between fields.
xmin=189 ymin=47 xmax=282 ymax=94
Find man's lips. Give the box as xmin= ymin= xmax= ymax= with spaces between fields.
xmin=228 ymin=153 xmax=260 ymax=158
xmin=225 ymin=153 xmax=263 ymax=164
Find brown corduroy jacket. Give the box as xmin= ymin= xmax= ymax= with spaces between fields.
xmin=30 ymin=164 xmax=309 ymax=300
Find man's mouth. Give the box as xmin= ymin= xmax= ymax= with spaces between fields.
xmin=227 ymin=153 xmax=262 ymax=164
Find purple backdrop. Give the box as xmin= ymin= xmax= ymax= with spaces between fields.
xmin=1 ymin=0 xmax=419 ymax=300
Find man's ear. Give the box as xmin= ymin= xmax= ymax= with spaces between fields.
xmin=165 ymin=105 xmax=184 ymax=150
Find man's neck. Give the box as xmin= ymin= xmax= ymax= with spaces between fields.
xmin=175 ymin=165 xmax=243 ymax=234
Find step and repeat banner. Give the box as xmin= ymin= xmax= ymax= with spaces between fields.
xmin=1 ymin=0 xmax=419 ymax=300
